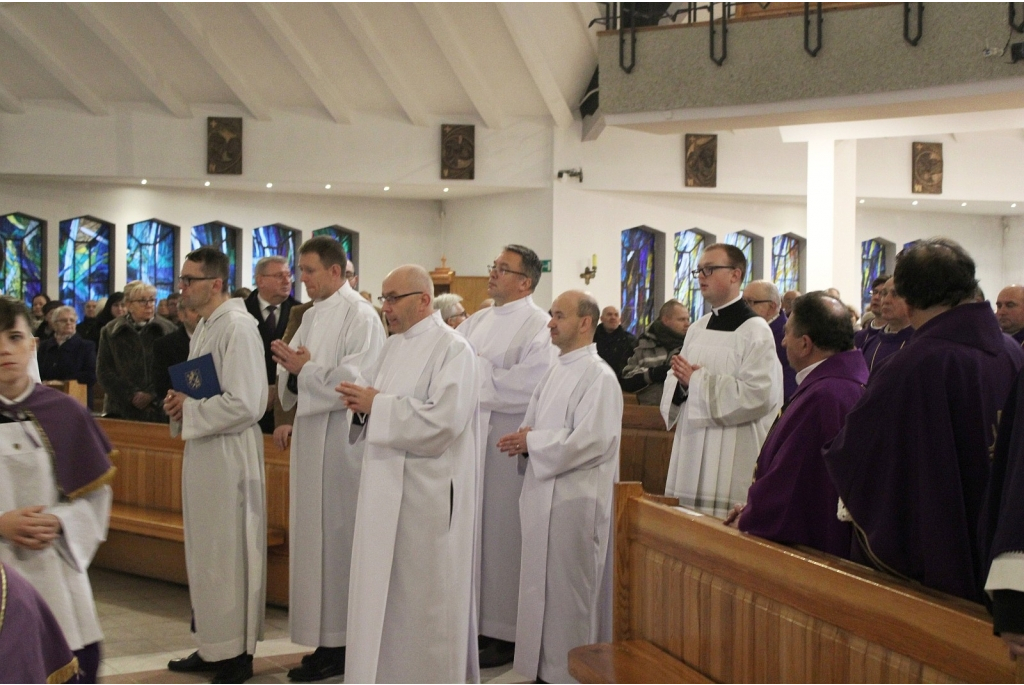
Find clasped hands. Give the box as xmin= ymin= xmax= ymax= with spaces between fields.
xmin=670 ymin=354 xmax=701 ymax=388
xmin=0 ymin=506 xmax=61 ymax=550
xmin=271 ymin=340 xmax=311 ymax=375
xmin=497 ymin=427 xmax=532 ymax=456
xmin=337 ymin=382 xmax=379 ymax=415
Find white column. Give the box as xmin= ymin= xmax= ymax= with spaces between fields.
xmin=805 ymin=138 xmax=859 ymax=304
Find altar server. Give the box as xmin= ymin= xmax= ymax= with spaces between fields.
xmin=339 ymin=265 xmax=480 ymax=683
xmin=272 ymin=237 xmax=385 ymax=682
xmin=0 ymin=296 xmax=114 ymax=683
xmin=660 ymin=243 xmax=783 ymax=516
xmin=164 ymin=247 xmax=268 ymax=684
xmin=498 ymin=290 xmax=621 ymax=684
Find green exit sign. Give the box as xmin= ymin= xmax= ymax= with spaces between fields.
xmin=541 ymin=260 xmax=551 ymax=273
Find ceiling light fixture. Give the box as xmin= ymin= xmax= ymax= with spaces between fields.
xmin=384 ymin=186 xmax=390 ymax=191
xmin=266 ymin=183 xmax=273 ymax=189
xmin=961 ymin=202 xmax=967 ymax=207
xmin=912 ymin=200 xmax=918 ymax=205
xmin=858 ymin=199 xmax=865 ymax=204
xmin=325 ymin=184 xmax=331 ymax=190
xmin=1013 ymin=203 xmax=1018 ymax=208
xmin=443 ymin=187 xmax=449 ymax=193
xmin=204 ymin=181 xmax=211 ymax=187
xmin=140 ymin=179 xmax=147 ymax=185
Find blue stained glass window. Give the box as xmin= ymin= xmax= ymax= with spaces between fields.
xmin=772 ymin=235 xmax=801 ymax=294
xmin=861 ymin=239 xmax=886 ymax=311
xmin=0 ymin=212 xmax=46 ymax=305
xmin=724 ymin=232 xmax=754 ymax=289
xmin=621 ymin=227 xmax=656 ymax=336
xmin=127 ymin=219 xmax=178 ymax=304
xmin=312 ymin=226 xmax=354 ymax=261
xmin=903 ymin=240 xmax=921 ymax=252
xmin=192 ymin=221 xmax=240 ymax=293
xmin=253 ymin=224 xmax=298 ymax=283
xmin=674 ymin=230 xmax=708 ymax=321
xmin=59 ymin=216 xmax=112 ymax=319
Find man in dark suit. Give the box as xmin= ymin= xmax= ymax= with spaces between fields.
xmin=151 ymin=300 xmax=201 ymax=404
xmin=244 ymin=255 xmax=298 ymax=433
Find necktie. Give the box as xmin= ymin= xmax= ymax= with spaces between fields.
xmin=266 ymin=305 xmax=277 ymax=331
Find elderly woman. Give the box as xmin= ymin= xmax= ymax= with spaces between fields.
xmin=433 ymin=292 xmax=468 ymax=328
xmin=37 ymin=305 xmax=97 ymax=394
xmin=96 ymin=281 xmax=176 ymax=421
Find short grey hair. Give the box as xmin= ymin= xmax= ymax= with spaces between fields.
xmin=255 ymin=255 xmax=289 ymax=277
xmin=749 ymin=279 xmax=781 ymax=306
xmin=49 ymin=305 xmax=77 ymax=323
xmin=433 ymin=293 xmax=464 ymax=320
xmin=123 ymin=280 xmax=155 ymax=302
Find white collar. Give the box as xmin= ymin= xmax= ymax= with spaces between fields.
xmin=711 ymin=294 xmax=743 ymax=316
xmin=0 ymin=382 xmax=35 ymax=404
xmin=795 ymin=359 xmax=825 ymax=385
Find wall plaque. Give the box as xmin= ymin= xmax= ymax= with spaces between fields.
xmin=208 ymin=117 xmax=243 ymax=175
xmin=912 ymin=141 xmax=942 ymax=194
xmin=685 ymin=134 xmax=717 ymax=188
xmin=441 ymin=124 xmax=474 ymax=180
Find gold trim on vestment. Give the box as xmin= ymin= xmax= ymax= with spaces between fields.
xmin=65 ymin=463 xmax=118 ymax=500
xmin=851 ymin=517 xmax=912 ymax=582
xmin=0 ymin=564 xmax=7 ymax=634
xmin=47 ymin=657 xmax=80 ymax=684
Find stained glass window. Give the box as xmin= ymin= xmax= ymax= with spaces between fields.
xmin=903 ymin=240 xmax=921 ymax=252
xmin=0 ymin=212 xmax=46 ymax=305
xmin=127 ymin=219 xmax=178 ymax=304
xmin=674 ymin=229 xmax=709 ymax=320
xmin=861 ymin=239 xmax=886 ymax=311
xmin=724 ymin=232 xmax=755 ymax=288
xmin=192 ymin=221 xmax=240 ymax=293
xmin=253 ymin=224 xmax=298 ymax=284
xmin=772 ymin=234 xmax=801 ymax=294
xmin=621 ymin=227 xmax=656 ymax=336
xmin=312 ymin=226 xmax=354 ymax=261
xmin=59 ymin=216 xmax=112 ymax=318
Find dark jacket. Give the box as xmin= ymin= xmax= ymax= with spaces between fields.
xmin=594 ymin=325 xmax=638 ymax=379
xmin=150 ymin=325 xmax=192 ymax=402
xmin=620 ymin=320 xmax=686 ymax=405
xmin=244 ymin=290 xmax=298 ymax=433
xmin=77 ymin=317 xmax=102 ymax=347
xmin=97 ymin=314 xmax=176 ymax=421
xmin=37 ymin=334 xmax=97 ymax=387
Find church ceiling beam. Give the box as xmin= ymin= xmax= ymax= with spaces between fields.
xmin=333 ymin=3 xmax=432 ymax=128
xmin=69 ymin=3 xmax=192 ymax=119
xmin=496 ymin=2 xmax=575 ymax=129
xmin=415 ymin=3 xmax=506 ymax=130
xmin=0 ymin=6 xmax=108 ymax=116
xmin=0 ymin=76 xmax=25 ymax=114
xmin=159 ymin=3 xmax=272 ymax=121
xmin=248 ymin=3 xmax=352 ymax=125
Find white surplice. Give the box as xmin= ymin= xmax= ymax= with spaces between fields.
xmin=514 ymin=344 xmax=621 ymax=684
xmin=278 ymin=283 xmax=385 ymax=648
xmin=0 ymin=392 xmax=111 ymax=652
xmin=457 ymin=295 xmax=555 ymax=641
xmin=660 ymin=313 xmax=782 ymax=517
xmin=180 ymin=298 xmax=268 ymax=661
xmin=345 ymin=311 xmax=480 ymax=684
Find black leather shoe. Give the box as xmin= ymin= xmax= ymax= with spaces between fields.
xmin=479 ymin=639 xmax=515 ymax=669
xmin=287 ymin=657 xmax=345 ymax=682
xmin=168 ymin=651 xmax=223 ymax=673
xmin=210 ymin=654 xmax=254 ymax=684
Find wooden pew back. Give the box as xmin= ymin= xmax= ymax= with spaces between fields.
xmin=618 ymin=403 xmax=672 ymax=495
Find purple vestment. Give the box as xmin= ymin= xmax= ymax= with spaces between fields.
xmin=1012 ymin=328 xmax=1024 ymax=348
xmin=0 ymin=563 xmax=79 ymax=684
xmin=853 ymin=323 xmax=883 ymax=350
xmin=739 ymin=349 xmax=867 ymax=558
xmin=768 ymin=312 xmax=797 ymax=404
xmin=824 ymin=303 xmax=1024 ymax=603
xmin=862 ymin=325 xmax=914 ymax=374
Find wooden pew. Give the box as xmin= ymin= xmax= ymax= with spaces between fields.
xmin=92 ymin=419 xmax=292 ymax=606
xmin=569 ymin=482 xmax=1021 ymax=683
xmin=43 ymin=379 xmax=88 ymax=407
xmin=618 ymin=403 xmax=672 ymax=495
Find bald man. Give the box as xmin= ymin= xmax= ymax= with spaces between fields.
xmin=744 ymin=280 xmax=797 ymax=404
xmin=498 ymin=290 xmax=621 ymax=684
xmin=996 ymin=285 xmax=1024 ymax=347
xmin=593 ymin=305 xmax=637 ymax=379
xmin=781 ymin=290 xmax=800 ymax=316
xmin=338 ymin=265 xmax=479 ymax=683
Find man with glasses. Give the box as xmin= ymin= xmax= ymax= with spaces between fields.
xmin=855 ymin=276 xmax=889 ymax=350
xmin=743 ymin=279 xmax=796 ymax=404
xmin=244 ymin=256 xmax=299 ymax=434
xmin=660 ymin=244 xmax=783 ymax=517
xmin=456 ymin=244 xmax=556 ymax=668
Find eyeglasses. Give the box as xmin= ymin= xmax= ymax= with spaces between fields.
xmin=129 ymin=298 xmax=158 ymax=305
xmin=378 ymin=292 xmax=424 ymax=305
xmin=488 ymin=264 xmax=528 ymax=278
xmin=690 ymin=265 xmax=737 ymax=279
xmin=178 ymin=276 xmax=217 ymax=287
xmin=744 ymin=298 xmax=772 ymax=306
xmin=345 ymin=272 xmax=356 ymax=279
xmin=446 ymin=311 xmax=468 ymax=323
xmin=260 ymin=271 xmax=292 ymax=281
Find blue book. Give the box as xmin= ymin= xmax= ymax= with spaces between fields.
xmin=168 ymin=353 xmax=222 ymax=399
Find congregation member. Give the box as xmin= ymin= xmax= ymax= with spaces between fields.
xmin=0 ymin=296 xmax=115 ymax=683
xmin=30 ymin=293 xmax=50 ymax=334
xmin=339 ymin=265 xmax=479 ymax=683
xmin=96 ymin=281 xmax=176 ymax=421
xmin=854 ymin=276 xmax=889 ymax=349
xmin=37 ymin=305 xmax=97 ymax=392
xmin=731 ymin=292 xmax=867 ymax=558
xmin=151 ymin=299 xmax=201 ymax=401
xmin=164 ymin=292 xmax=181 ymax=325
xmin=781 ymin=289 xmax=800 ymax=316
xmin=593 ymin=304 xmax=637 ymax=379
xmin=620 ymin=300 xmax=689 ymax=405
xmin=660 ymin=244 xmax=783 ymax=516
xmin=434 ymin=292 xmax=469 ymax=328
xmin=996 ymin=284 xmax=1024 ymax=348
xmin=824 ymin=238 xmax=1024 ymax=602
xmin=94 ymin=292 xmax=126 ymax=331
xmin=456 ymin=244 xmax=555 ymax=668
xmin=35 ymin=300 xmax=60 ymax=341
xmin=245 ymin=256 xmax=299 ymax=434
xmin=743 ymin=280 xmax=797 ymax=404
xmin=164 ymin=248 xmax=268 ymax=684
xmin=862 ymin=277 xmax=913 ymax=373
xmin=77 ymin=299 xmax=102 ymax=346
xmin=272 ymin=237 xmax=386 ymax=682
xmin=497 ymin=290 xmax=621 ymax=684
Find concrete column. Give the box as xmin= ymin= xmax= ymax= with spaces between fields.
xmin=805 ymin=138 xmax=859 ymax=304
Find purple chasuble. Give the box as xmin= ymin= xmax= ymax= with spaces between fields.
xmin=824 ymin=303 xmax=1024 ymax=602
xmin=0 ymin=384 xmax=115 ymax=498
xmin=853 ymin=323 xmax=883 ymax=350
xmin=1013 ymin=328 xmax=1024 ymax=348
xmin=862 ymin=325 xmax=914 ymax=375
xmin=768 ymin=312 xmax=797 ymax=405
xmin=0 ymin=563 xmax=79 ymax=684
xmin=739 ymin=350 xmax=867 ymax=558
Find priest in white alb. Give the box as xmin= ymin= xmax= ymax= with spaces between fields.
xmin=164 ymin=247 xmax=269 ymax=684
xmin=498 ymin=290 xmax=621 ymax=684
xmin=338 ymin=265 xmax=480 ymax=684
xmin=272 ymin=237 xmax=386 ymax=682
xmin=660 ymin=243 xmax=782 ymax=517
xmin=456 ymin=244 xmax=555 ymax=668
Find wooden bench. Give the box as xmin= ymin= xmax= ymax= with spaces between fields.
xmin=569 ymin=482 xmax=1022 ymax=683
xmin=93 ymin=418 xmax=292 ymax=606
xmin=618 ymin=403 xmax=672 ymax=495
